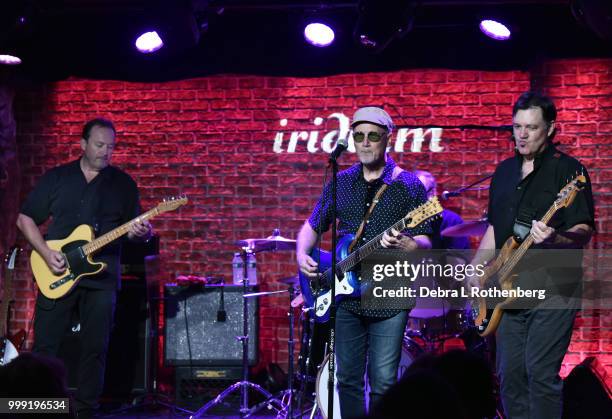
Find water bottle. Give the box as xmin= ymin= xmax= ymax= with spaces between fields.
xmin=232 ymin=253 xmax=244 ymax=285
xmin=247 ymin=252 xmax=257 ymax=285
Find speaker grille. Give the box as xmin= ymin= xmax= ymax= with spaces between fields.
xmin=164 ymin=284 xmax=258 ymax=366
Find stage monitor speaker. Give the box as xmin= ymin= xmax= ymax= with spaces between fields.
xmin=563 ymin=356 xmax=612 ymax=419
xmin=164 ymin=284 xmax=258 ymax=366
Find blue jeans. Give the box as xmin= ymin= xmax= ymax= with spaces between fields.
xmin=335 ymin=306 xmax=407 ymax=418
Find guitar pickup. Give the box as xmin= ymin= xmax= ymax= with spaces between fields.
xmin=49 ymin=274 xmax=75 ymax=289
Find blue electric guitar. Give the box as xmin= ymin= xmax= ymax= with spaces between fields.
xmin=300 ymin=197 xmax=443 ymax=322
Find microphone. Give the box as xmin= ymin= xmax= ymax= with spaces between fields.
xmin=329 ymin=137 xmax=349 ymax=162
xmin=217 ymin=286 xmax=226 ymax=322
xmin=441 ymin=190 xmax=461 ymax=200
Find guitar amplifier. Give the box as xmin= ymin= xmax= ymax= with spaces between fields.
xmin=175 ymin=365 xmax=242 ymax=412
xmin=164 ymin=284 xmax=258 ymax=366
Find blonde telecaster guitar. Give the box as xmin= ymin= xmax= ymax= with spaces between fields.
xmin=31 ymin=196 xmax=187 ymax=299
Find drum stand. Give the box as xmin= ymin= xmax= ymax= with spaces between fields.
xmin=267 ymin=283 xmax=298 ymax=419
xmin=295 ymin=307 xmax=317 ymax=418
xmin=190 ymin=249 xmax=284 ymax=418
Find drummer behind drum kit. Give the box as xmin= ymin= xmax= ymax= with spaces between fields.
xmin=190 ymin=220 xmax=490 ymax=419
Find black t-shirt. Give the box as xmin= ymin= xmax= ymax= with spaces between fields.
xmin=488 ymin=145 xmax=595 ymax=248
xmin=487 ymin=145 xmax=595 ymax=294
xmin=21 ymin=159 xmax=141 ymax=290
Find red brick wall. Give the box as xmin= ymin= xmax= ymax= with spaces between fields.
xmin=7 ymin=58 xmax=611 ymax=380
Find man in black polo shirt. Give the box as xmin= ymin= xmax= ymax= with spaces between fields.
xmin=297 ymin=107 xmax=432 ymax=418
xmin=16 ymin=118 xmax=152 ymax=419
xmin=469 ymin=92 xmax=595 ymax=419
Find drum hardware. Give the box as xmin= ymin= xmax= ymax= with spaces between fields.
xmin=191 ymin=229 xmax=296 ymax=418
xmin=294 ymin=306 xmax=320 ymax=418
xmin=291 ymin=293 xmax=304 ymax=308
xmin=235 ymin=229 xmax=296 ymax=252
xmin=243 ymin=289 xmax=288 ymax=298
xmin=240 ymin=276 xmax=308 ymax=418
xmin=278 ymin=276 xmax=304 ymax=309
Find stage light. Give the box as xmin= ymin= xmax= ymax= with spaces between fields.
xmin=353 ymin=0 xmax=417 ymax=53
xmin=304 ymin=22 xmax=335 ymax=47
xmin=135 ymin=31 xmax=164 ymax=53
xmin=479 ymin=19 xmax=511 ymax=40
xmin=0 ymin=54 xmax=22 ymax=65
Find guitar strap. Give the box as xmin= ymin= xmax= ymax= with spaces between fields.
xmin=349 ymin=166 xmax=403 ymax=252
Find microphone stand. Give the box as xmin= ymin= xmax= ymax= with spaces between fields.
xmin=443 ymin=173 xmax=494 ymax=199
xmin=326 ymin=153 xmax=340 ymax=419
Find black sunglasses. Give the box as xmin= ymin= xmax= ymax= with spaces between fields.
xmin=352 ymin=131 xmax=385 ymax=143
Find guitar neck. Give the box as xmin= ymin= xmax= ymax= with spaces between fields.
xmin=321 ymin=218 xmax=407 ymax=283
xmin=341 ymin=218 xmax=406 ymax=271
xmin=498 ymin=199 xmax=559 ymax=279
xmin=82 ymin=208 xmax=158 ymax=256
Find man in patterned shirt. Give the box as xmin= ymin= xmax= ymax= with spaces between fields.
xmin=297 ymin=106 xmax=432 ymax=418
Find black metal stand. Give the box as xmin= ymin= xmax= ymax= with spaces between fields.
xmin=108 ymin=288 xmax=191 ymax=416
xmin=190 ymin=249 xmax=283 ymax=418
xmin=293 ymin=305 xmax=318 ymax=418
xmin=326 ymin=156 xmax=340 ymax=419
xmin=271 ymin=284 xmax=299 ymax=418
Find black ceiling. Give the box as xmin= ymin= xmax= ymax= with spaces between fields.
xmin=1 ymin=0 xmax=611 ymax=82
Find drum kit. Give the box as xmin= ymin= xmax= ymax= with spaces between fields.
xmin=190 ymin=220 xmax=489 ymax=419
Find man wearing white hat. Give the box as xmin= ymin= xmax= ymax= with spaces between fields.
xmin=297 ymin=106 xmax=432 ymax=417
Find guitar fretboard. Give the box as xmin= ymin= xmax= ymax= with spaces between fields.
xmin=318 ymin=200 xmax=441 ymax=285
xmin=81 ymin=207 xmax=159 ymax=255
xmin=497 ymin=178 xmax=581 ymax=283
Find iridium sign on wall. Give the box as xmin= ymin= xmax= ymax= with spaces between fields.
xmin=272 ymin=113 xmax=444 ymax=154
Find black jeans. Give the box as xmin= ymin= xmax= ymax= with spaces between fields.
xmin=33 ymin=287 xmax=116 ymax=412
xmin=496 ymin=303 xmax=577 ymax=419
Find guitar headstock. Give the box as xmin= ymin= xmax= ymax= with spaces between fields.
xmin=404 ymin=197 xmax=444 ymax=228
xmin=156 ymin=195 xmax=188 ymax=213
xmin=555 ymin=175 xmax=586 ymax=210
xmin=4 ymin=246 xmax=21 ymax=270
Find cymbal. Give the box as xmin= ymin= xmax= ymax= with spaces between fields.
xmin=235 ymin=232 xmax=296 ymax=252
xmin=277 ymin=275 xmax=300 ymax=286
xmin=441 ymin=220 xmax=488 ymax=237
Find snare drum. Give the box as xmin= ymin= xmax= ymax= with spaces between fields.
xmin=315 ymin=336 xmax=424 ymax=419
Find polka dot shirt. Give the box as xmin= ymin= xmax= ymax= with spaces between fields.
xmin=308 ymin=157 xmax=432 ymax=317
